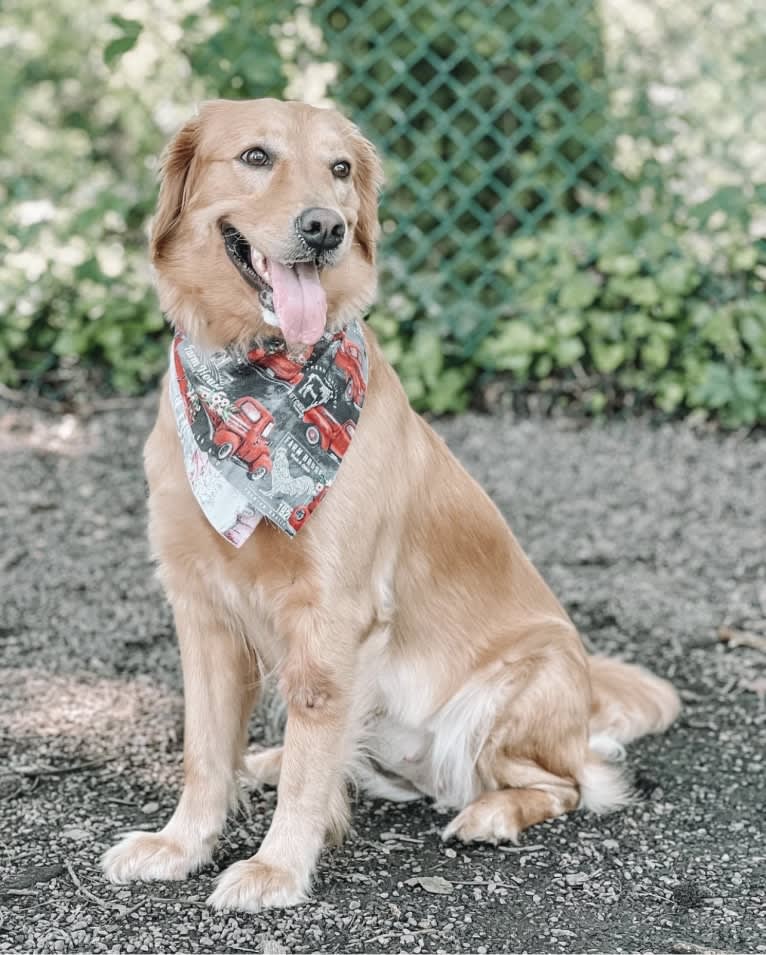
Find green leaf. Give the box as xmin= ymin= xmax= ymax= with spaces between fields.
xmin=618 ymin=277 xmax=661 ymax=308
xmin=411 ymin=329 xmax=443 ymax=389
xmin=554 ymin=337 xmax=585 ymax=366
xmin=109 ymin=16 xmax=142 ymax=35
xmin=656 ymin=261 xmax=698 ymax=296
xmin=655 ymin=380 xmax=685 ymax=412
xmin=731 ymin=246 xmax=758 ymax=271
xmin=558 ymin=273 xmax=599 ymax=309
xmin=641 ymin=336 xmax=670 ymax=371
xmin=104 ymin=33 xmax=140 ymax=66
xmin=591 ymin=341 xmax=625 ymax=374
xmin=493 ymin=320 xmax=540 ymax=354
xmin=596 ymin=254 xmax=639 ymax=277
xmin=555 ymin=312 xmax=585 ymax=336
xmin=426 ymin=367 xmax=471 ymax=413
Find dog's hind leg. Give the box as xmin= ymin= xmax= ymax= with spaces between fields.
xmin=243 ymin=746 xmax=283 ymax=788
xmin=442 ymin=618 xmax=625 ymax=844
xmin=443 ymin=760 xmax=580 ymax=844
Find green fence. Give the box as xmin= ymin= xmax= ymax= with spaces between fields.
xmin=308 ymin=0 xmax=763 ymax=318
xmin=314 ymin=0 xmax=618 ymax=334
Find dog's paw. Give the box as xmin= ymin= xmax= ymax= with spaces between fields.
xmin=207 ymin=858 xmax=307 ymax=912
xmin=242 ymin=746 xmax=283 ymax=789
xmin=102 ymin=830 xmax=208 ymax=883
xmin=442 ymin=795 xmax=521 ymax=845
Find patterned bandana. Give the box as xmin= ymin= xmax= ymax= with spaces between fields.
xmin=169 ymin=320 xmax=368 ymax=546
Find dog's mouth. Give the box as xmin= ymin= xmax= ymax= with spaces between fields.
xmin=221 ymin=223 xmax=331 ymax=347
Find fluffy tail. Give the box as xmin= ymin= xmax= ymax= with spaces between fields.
xmin=588 ymin=655 xmax=681 ymax=744
xmin=578 ymin=655 xmax=681 ymax=815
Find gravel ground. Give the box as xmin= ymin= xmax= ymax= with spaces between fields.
xmin=0 ymin=396 xmax=764 ymax=954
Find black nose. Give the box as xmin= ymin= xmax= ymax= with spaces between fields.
xmin=296 ymin=207 xmax=346 ymax=251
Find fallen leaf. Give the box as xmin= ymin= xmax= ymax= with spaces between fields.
xmin=404 ymin=875 xmax=454 ymax=895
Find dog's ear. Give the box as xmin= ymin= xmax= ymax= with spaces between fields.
xmin=351 ymin=132 xmax=384 ymax=264
xmin=150 ymin=116 xmax=201 ymax=262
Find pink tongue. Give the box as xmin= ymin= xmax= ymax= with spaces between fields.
xmin=268 ymin=260 xmax=327 ymax=346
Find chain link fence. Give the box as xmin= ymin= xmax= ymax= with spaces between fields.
xmin=300 ymin=0 xmax=765 ymax=337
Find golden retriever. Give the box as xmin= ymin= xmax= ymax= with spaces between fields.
xmin=102 ymin=98 xmax=680 ymax=911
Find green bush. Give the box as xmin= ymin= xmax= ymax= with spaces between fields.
xmin=369 ymin=192 xmax=766 ymax=426
xmin=0 ymin=0 xmax=285 ymax=395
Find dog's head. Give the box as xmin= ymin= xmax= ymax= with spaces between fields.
xmin=151 ymin=99 xmax=383 ymax=350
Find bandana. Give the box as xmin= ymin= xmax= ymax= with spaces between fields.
xmin=169 ymin=320 xmax=368 ymax=546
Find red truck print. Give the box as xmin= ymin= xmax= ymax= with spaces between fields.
xmin=334 ymin=338 xmax=365 ymax=404
xmin=288 ymin=486 xmax=328 ymax=532
xmin=211 ymin=396 xmax=274 ymax=479
xmin=303 ymin=405 xmax=356 ymax=459
xmin=247 ymin=346 xmax=310 ymax=386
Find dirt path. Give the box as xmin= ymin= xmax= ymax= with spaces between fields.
xmin=1 ymin=398 xmax=764 ymax=953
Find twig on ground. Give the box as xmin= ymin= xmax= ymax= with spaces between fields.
xmin=0 ymin=757 xmax=116 ymax=780
xmin=363 ymin=927 xmax=437 ymax=945
xmin=65 ymin=861 xmax=119 ymax=913
xmin=498 ymin=843 xmax=545 ymax=853
xmin=1 ymin=780 xmax=27 ymax=801
xmin=718 ymin=626 xmax=766 ymax=653
xmin=449 ymin=878 xmax=518 ymax=888
xmin=142 ymin=895 xmax=209 ymax=908
xmin=670 ymin=942 xmax=727 ymax=954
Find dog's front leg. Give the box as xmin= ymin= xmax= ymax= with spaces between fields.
xmin=209 ymin=604 xmax=355 ymax=911
xmin=102 ymin=596 xmax=258 ymax=882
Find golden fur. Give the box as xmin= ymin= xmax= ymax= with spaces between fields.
xmin=102 ymin=99 xmax=680 ymax=911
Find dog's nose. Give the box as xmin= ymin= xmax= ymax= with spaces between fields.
xmin=296 ymin=207 xmax=346 ymax=251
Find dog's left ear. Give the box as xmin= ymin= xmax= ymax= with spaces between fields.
xmin=351 ymin=132 xmax=384 ymax=264
xmin=151 ymin=116 xmax=201 ymax=262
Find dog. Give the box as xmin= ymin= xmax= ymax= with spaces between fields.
xmin=102 ymin=98 xmax=680 ymax=911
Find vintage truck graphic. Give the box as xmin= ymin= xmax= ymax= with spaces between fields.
xmin=303 ymin=405 xmax=356 ymax=459
xmin=210 ymin=396 xmax=274 ymax=479
xmin=288 ymin=485 xmax=328 ymax=532
xmin=333 ymin=337 xmax=366 ymax=405
xmin=247 ymin=346 xmax=310 ymax=386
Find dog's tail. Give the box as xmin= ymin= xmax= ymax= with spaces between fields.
xmin=577 ymin=655 xmax=681 ymax=814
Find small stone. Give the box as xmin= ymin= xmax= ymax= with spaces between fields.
xmin=61 ymin=827 xmax=89 ymax=841
xmin=565 ymin=872 xmax=590 ymax=886
xmin=141 ymin=801 xmax=160 ymax=814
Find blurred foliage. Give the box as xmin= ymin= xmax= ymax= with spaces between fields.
xmin=370 ymin=189 xmax=766 ymax=425
xmin=1 ymin=0 xmax=765 ymax=427
xmin=0 ymin=0 xmax=285 ymax=394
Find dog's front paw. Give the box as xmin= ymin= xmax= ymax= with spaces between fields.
xmin=208 ymin=858 xmax=307 ymax=912
xmin=102 ymin=830 xmax=209 ymax=883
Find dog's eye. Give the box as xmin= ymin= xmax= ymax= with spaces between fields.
xmin=240 ymin=147 xmax=271 ymax=167
xmin=331 ymin=160 xmax=351 ymax=179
